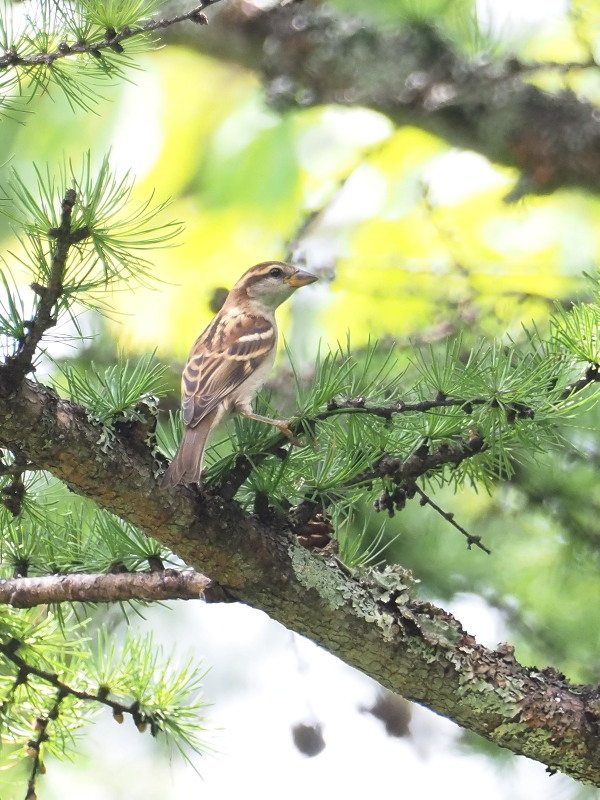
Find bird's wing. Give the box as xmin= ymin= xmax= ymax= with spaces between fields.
xmin=182 ymin=312 xmax=276 ymax=428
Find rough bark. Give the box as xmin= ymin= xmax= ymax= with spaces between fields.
xmin=174 ymin=0 xmax=600 ymax=197
xmin=0 ymin=374 xmax=599 ymax=785
xmin=0 ymin=569 xmax=212 ymax=607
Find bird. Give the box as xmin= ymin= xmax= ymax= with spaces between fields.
xmin=161 ymin=261 xmax=318 ymax=488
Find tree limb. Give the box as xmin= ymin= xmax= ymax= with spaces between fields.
xmin=0 ymin=377 xmax=599 ymax=783
xmin=0 ymin=569 xmax=214 ymax=608
xmin=170 ymin=1 xmax=600 ymax=197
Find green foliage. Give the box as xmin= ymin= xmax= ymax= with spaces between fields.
xmin=0 ymin=609 xmax=210 ymax=779
xmin=0 ymin=269 xmax=28 ymax=350
xmin=0 ymin=0 xmax=159 ymax=116
xmin=156 ymin=409 xmax=182 ymax=461
xmin=0 ymin=463 xmax=209 ymax=785
xmin=552 ymin=302 xmax=600 ymax=363
xmin=336 ymin=516 xmax=399 ymax=569
xmin=3 ymin=153 xmax=181 ymax=290
xmin=53 ymin=350 xmax=168 ymax=424
xmin=90 ymin=630 xmax=210 ymax=761
xmin=0 ymin=153 xmax=181 ymax=369
xmin=215 ymin=323 xmax=599 ymax=518
xmin=0 ymin=474 xmax=170 ymax=578
xmin=76 ymin=0 xmax=160 ymax=30
xmin=2 ymin=0 xmax=600 ymax=791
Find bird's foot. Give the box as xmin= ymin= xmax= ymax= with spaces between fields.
xmin=277 ymin=422 xmax=302 ymax=447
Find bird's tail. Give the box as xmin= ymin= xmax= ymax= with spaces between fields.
xmin=160 ymin=411 xmax=218 ymax=489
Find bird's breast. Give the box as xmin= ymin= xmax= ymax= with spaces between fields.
xmin=229 ymin=345 xmax=277 ymax=406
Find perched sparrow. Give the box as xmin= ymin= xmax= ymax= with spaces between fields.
xmin=161 ymin=261 xmax=318 ymax=488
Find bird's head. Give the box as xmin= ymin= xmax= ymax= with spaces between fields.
xmin=230 ymin=261 xmax=318 ymax=311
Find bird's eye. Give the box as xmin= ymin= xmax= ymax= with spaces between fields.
xmin=269 ymin=267 xmax=283 ymax=278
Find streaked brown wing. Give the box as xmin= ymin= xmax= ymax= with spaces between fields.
xmin=182 ymin=313 xmax=275 ymax=428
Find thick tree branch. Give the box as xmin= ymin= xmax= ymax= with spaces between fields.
xmin=0 ymin=378 xmax=599 ymax=783
xmin=0 ymin=569 xmax=214 ymax=608
xmin=170 ymin=1 xmax=600 ymax=197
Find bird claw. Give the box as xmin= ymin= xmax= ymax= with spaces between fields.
xmin=279 ymin=424 xmax=302 ymax=447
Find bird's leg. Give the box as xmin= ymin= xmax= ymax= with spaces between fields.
xmin=235 ymin=404 xmax=302 ymax=446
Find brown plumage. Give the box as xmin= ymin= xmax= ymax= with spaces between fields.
xmin=161 ymin=261 xmax=317 ymax=488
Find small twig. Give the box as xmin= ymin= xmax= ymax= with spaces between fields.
xmin=561 ymin=363 xmax=600 ymax=400
xmin=0 ymin=638 xmax=153 ymax=723
xmin=284 ymin=209 xmax=320 ymax=264
xmin=214 ymin=443 xmax=290 ymax=501
xmin=0 ymin=669 xmax=27 ymax=732
xmin=214 ymin=453 xmax=256 ymax=501
xmin=0 ymin=457 xmax=35 ymax=477
xmin=0 ymin=568 xmax=213 ymax=608
xmin=25 ymin=689 xmax=64 ymax=800
xmin=283 ymin=133 xmax=387 ymax=266
xmin=1 ymin=448 xmax=29 ymax=516
xmin=322 ymin=395 xmax=487 ymax=421
xmin=2 ymin=189 xmax=85 ymax=384
xmin=0 ymin=3 xmax=220 ymax=71
xmin=347 ymin=434 xmax=486 ymax=488
xmin=508 ymin=57 xmax=597 ymax=75
xmin=412 ymin=483 xmax=491 ymax=554
xmin=214 ymin=394 xmax=488 ymax=497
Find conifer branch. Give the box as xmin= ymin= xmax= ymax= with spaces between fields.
xmin=216 ymin=396 xmax=489 ymax=499
xmin=218 ymin=354 xmax=599 ymax=505
xmin=216 ymin=394 xmax=498 ymax=502
xmin=348 ymin=434 xmax=487 ymax=488
xmin=0 ymin=3 xmax=221 ymax=71
xmin=0 ymin=448 xmax=30 ymax=516
xmin=288 ymin=434 xmax=489 ymax=542
xmin=2 ymin=189 xmax=87 ymax=385
xmin=0 ymin=379 xmax=600 ymax=782
xmin=25 ymin=689 xmax=63 ymax=800
xmin=173 ymin=1 xmax=600 ymax=197
xmin=0 ymin=638 xmax=158 ymax=737
xmin=323 ymin=395 xmax=488 ymax=420
xmin=0 ymin=569 xmax=215 ymax=608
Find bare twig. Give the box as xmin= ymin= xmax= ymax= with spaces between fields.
xmin=412 ymin=483 xmax=491 ymax=554
xmin=0 ymin=569 xmax=214 ymax=608
xmin=509 ymin=57 xmax=598 ymax=75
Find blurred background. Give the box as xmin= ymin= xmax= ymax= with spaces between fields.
xmin=1 ymin=0 xmax=600 ymax=797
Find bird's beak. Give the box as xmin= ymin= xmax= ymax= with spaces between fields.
xmin=285 ymin=268 xmax=318 ymax=288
